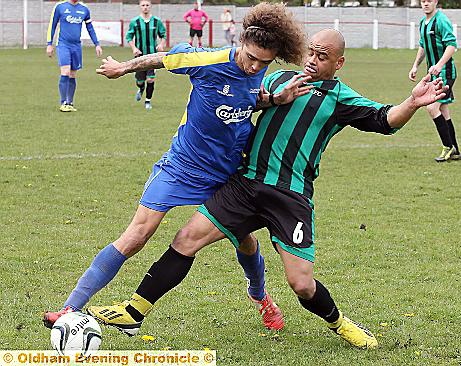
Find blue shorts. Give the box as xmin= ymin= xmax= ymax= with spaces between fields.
xmin=57 ymin=44 xmax=82 ymax=70
xmin=139 ymin=153 xmax=224 ymax=212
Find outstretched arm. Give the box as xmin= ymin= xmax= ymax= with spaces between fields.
xmin=96 ymin=53 xmax=167 ymax=79
xmin=387 ymin=74 xmax=447 ymax=128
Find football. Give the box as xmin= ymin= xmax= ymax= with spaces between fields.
xmin=50 ymin=312 xmax=102 ymax=356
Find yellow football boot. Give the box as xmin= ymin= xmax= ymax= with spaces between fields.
xmin=328 ymin=311 xmax=378 ymax=349
xmin=88 ymin=301 xmax=142 ymax=337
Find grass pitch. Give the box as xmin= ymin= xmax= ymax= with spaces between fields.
xmin=1 ymin=47 xmax=460 ymax=365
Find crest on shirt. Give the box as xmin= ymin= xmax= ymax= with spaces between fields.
xmin=217 ymin=85 xmax=234 ymax=97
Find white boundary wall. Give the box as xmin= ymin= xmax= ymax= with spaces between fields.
xmin=2 ymin=0 xmax=461 ymax=48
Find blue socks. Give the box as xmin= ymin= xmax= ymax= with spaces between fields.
xmin=236 ymin=243 xmax=266 ymax=301
xmin=64 ymin=243 xmax=127 ymax=311
xmin=67 ymin=78 xmax=76 ymax=105
xmin=59 ymin=75 xmax=69 ymax=105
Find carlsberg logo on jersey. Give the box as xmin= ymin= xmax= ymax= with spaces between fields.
xmin=216 ymin=105 xmax=253 ymax=124
xmin=66 ymin=15 xmax=83 ymax=24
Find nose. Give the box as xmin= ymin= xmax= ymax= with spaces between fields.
xmin=250 ymin=61 xmax=264 ymax=73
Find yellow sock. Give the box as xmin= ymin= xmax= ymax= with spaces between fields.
xmin=327 ymin=310 xmax=344 ymax=329
xmin=129 ymin=293 xmax=154 ymax=317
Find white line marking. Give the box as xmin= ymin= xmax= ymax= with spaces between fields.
xmin=0 ymin=151 xmax=163 ymax=162
xmin=0 ymin=144 xmax=438 ymax=162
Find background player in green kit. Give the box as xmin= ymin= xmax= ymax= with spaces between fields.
xmin=88 ymin=29 xmax=447 ymax=349
xmin=126 ymin=0 xmax=166 ymax=110
xmin=409 ymin=0 xmax=459 ymax=162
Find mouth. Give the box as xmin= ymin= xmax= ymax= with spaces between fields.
xmin=304 ymin=64 xmax=317 ymax=74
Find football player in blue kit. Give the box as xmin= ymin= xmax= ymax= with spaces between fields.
xmin=43 ymin=2 xmax=311 ymax=333
xmin=46 ymin=0 xmax=103 ymax=112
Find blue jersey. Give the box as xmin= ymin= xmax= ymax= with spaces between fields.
xmin=47 ymin=1 xmax=99 ymax=46
xmin=163 ymin=43 xmax=266 ymax=183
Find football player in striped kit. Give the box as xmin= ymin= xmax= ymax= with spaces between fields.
xmin=89 ymin=29 xmax=447 ymax=349
xmin=126 ymin=0 xmax=166 ymax=110
xmin=409 ymin=0 xmax=459 ymax=162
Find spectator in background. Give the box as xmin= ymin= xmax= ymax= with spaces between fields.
xmin=220 ymin=8 xmax=233 ymax=46
xmin=229 ymin=20 xmax=237 ymax=46
xmin=126 ymin=0 xmax=166 ymax=110
xmin=183 ymin=2 xmax=209 ymax=47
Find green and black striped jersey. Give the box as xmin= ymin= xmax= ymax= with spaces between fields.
xmin=240 ymin=70 xmax=395 ymax=198
xmin=126 ymin=15 xmax=166 ymax=55
xmin=419 ymin=10 xmax=457 ymax=80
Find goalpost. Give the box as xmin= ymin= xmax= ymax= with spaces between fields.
xmin=23 ymin=0 xmax=28 ymax=49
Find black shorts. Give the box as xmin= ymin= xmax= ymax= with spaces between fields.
xmin=135 ymin=69 xmax=156 ymax=82
xmin=440 ymin=78 xmax=455 ymax=103
xmin=190 ymin=28 xmax=203 ymax=38
xmin=198 ymin=172 xmax=315 ymax=261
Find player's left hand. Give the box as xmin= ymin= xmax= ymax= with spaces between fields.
xmin=95 ymin=45 xmax=103 ymax=57
xmin=96 ymin=56 xmax=125 ymax=79
xmin=273 ymin=73 xmax=314 ymax=105
xmin=411 ymin=73 xmax=448 ymax=107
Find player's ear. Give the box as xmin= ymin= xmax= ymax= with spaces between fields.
xmin=335 ymin=56 xmax=345 ymax=71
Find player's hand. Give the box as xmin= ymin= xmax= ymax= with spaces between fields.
xmin=156 ymin=44 xmax=165 ymax=52
xmin=408 ymin=66 xmax=418 ymax=82
xmin=428 ymin=64 xmax=441 ymax=76
xmin=46 ymin=45 xmax=54 ymax=58
xmin=133 ymin=48 xmax=142 ymax=57
xmin=410 ymin=73 xmax=448 ymax=107
xmin=95 ymin=45 xmax=103 ymax=57
xmin=96 ymin=56 xmax=125 ymax=79
xmin=274 ymin=73 xmax=313 ymax=105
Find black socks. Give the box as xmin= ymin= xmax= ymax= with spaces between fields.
xmin=298 ymin=279 xmax=340 ymax=323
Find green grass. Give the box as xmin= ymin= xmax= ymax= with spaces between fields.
xmin=1 ymin=47 xmax=461 ymax=365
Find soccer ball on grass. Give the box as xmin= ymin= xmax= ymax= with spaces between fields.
xmin=50 ymin=312 xmax=102 ymax=356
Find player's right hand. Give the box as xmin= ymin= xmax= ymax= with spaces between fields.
xmin=96 ymin=56 xmax=125 ymax=79
xmin=408 ymin=67 xmax=418 ymax=82
xmin=46 ymin=45 xmax=54 ymax=58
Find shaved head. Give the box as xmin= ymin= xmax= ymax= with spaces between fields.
xmin=303 ymin=29 xmax=346 ymax=81
xmin=310 ymin=29 xmax=345 ymax=57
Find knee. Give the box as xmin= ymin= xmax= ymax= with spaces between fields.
xmin=117 ymin=229 xmax=151 ymax=257
xmin=237 ymin=234 xmax=258 ymax=255
xmin=172 ymin=226 xmax=202 ymax=255
xmin=287 ymin=277 xmax=316 ymax=300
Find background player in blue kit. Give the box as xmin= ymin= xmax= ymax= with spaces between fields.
xmin=43 ymin=2 xmax=311 ymax=333
xmin=46 ymin=0 xmax=103 ymax=112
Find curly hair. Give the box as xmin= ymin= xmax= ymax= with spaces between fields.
xmin=240 ymin=2 xmax=307 ymax=66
